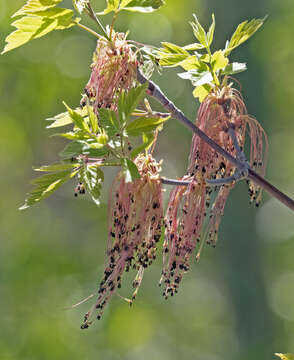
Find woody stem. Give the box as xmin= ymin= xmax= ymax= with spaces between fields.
xmin=137 ymin=70 xmax=294 ymax=212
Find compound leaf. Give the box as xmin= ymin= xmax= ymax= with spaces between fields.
xmin=2 ymin=7 xmax=76 ymax=54
xmin=20 ymin=167 xmax=78 ymax=210
xmin=12 ymin=0 xmax=62 ymax=17
xmin=225 ymin=17 xmax=266 ymax=55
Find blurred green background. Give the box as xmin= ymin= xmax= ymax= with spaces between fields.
xmin=1 ymin=0 xmax=294 ymax=359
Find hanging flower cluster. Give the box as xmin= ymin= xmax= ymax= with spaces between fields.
xmin=81 ymin=31 xmax=137 ymax=111
xmin=161 ymin=85 xmax=268 ymax=298
xmin=81 ymin=154 xmax=163 ymax=328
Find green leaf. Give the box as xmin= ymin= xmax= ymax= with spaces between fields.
xmin=275 ymin=354 xmax=294 ymax=360
xmin=98 ymin=108 xmax=120 ymax=137
xmin=193 ymin=84 xmax=212 ymax=102
xmin=12 ymin=0 xmax=62 ymax=17
xmin=183 ymin=43 xmax=205 ymax=51
xmin=100 ymin=0 xmax=165 ymax=13
xmin=159 ymin=53 xmax=189 ymax=67
xmin=63 ymin=102 xmax=90 ymax=133
xmin=225 ymin=16 xmax=266 ymax=55
xmin=140 ymin=60 xmax=155 ymax=80
xmin=97 ymin=0 xmax=119 ymax=14
xmin=211 ymin=50 xmax=229 ymax=71
xmin=20 ymin=167 xmax=78 ymax=210
xmin=59 ymin=140 xmax=109 ymax=158
xmin=2 ymin=8 xmax=76 ymax=54
xmin=34 ymin=163 xmax=78 ymax=172
xmin=130 ymin=132 xmax=155 ymax=159
xmin=87 ymin=102 xmax=99 ymax=134
xmin=178 ymin=70 xmax=213 ymax=87
xmin=161 ymin=42 xmax=188 ymax=55
xmin=190 ymin=14 xmax=208 ymax=48
xmin=222 ymin=62 xmax=247 ymax=75
xmin=121 ymin=0 xmax=165 ymax=12
xmin=179 ymin=56 xmax=208 ymax=71
xmin=46 ymin=107 xmax=88 ymax=128
xmin=81 ymin=165 xmax=104 ymax=206
xmin=121 ymin=159 xmax=141 ymax=183
xmin=53 ymin=130 xmax=91 ymax=141
xmin=158 ymin=42 xmax=189 ymax=67
xmin=126 ymin=115 xmax=170 ymax=136
xmin=207 ymin=14 xmax=215 ymax=46
xmin=73 ymin=0 xmax=89 ymax=14
xmin=118 ymin=84 xmax=148 ymax=125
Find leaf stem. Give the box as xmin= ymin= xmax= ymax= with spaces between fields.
xmin=75 ymin=21 xmax=102 ymax=39
xmin=110 ymin=10 xmax=120 ymax=41
xmin=137 ymin=70 xmax=294 ymax=212
xmin=86 ymin=2 xmax=110 ymax=41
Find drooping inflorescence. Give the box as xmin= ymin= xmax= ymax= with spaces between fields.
xmin=81 ymin=31 xmax=137 ymax=111
xmin=81 ymin=154 xmax=163 ymax=328
xmin=161 ymin=85 xmax=268 ymax=298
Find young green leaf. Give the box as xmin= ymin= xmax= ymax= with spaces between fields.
xmin=121 ymin=0 xmax=165 ymax=12
xmin=179 ymin=56 xmax=208 ymax=71
xmin=98 ymin=0 xmax=165 ymax=14
xmin=130 ymin=132 xmax=155 ymax=159
xmin=98 ymin=108 xmax=120 ymax=137
xmin=121 ymin=159 xmax=140 ymax=182
xmin=192 ymin=83 xmax=212 ymax=102
xmin=159 ymin=42 xmax=189 ymax=67
xmin=140 ymin=60 xmax=155 ymax=80
xmin=225 ymin=17 xmax=266 ymax=55
xmin=118 ymin=84 xmax=148 ymax=125
xmin=63 ymin=102 xmax=90 ymax=133
xmin=178 ymin=70 xmax=213 ymax=87
xmin=87 ymin=102 xmax=99 ymax=134
xmin=59 ymin=140 xmax=109 ymax=158
xmin=206 ymin=14 xmax=215 ymax=46
xmin=126 ymin=115 xmax=170 ymax=136
xmin=211 ymin=50 xmax=229 ymax=72
xmin=222 ymin=62 xmax=247 ymax=75
xmin=81 ymin=165 xmax=104 ymax=206
xmin=97 ymin=0 xmax=119 ymax=15
xmin=34 ymin=163 xmax=78 ymax=172
xmin=2 ymin=7 xmax=77 ymax=54
xmin=20 ymin=167 xmax=78 ymax=210
xmin=46 ymin=107 xmax=88 ymax=128
xmin=275 ymin=354 xmax=294 ymax=360
xmin=12 ymin=0 xmax=62 ymax=18
xmin=190 ymin=14 xmax=208 ymax=48
xmin=183 ymin=43 xmax=205 ymax=51
xmin=53 ymin=130 xmax=91 ymax=141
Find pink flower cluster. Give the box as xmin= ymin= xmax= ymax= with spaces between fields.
xmin=82 ymin=32 xmax=137 ymax=111
xmin=161 ymin=86 xmax=268 ymax=298
xmin=82 ymin=155 xmax=163 ymax=328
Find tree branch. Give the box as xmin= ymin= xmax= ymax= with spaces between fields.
xmin=137 ymin=70 xmax=294 ymax=212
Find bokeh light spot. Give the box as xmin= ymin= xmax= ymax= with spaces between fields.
xmin=106 ymin=304 xmax=155 ymax=350
xmin=269 ymin=272 xmax=294 ymax=320
xmin=55 ymin=35 xmax=95 ymax=79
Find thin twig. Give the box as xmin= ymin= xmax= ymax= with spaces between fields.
xmin=86 ymin=2 xmax=110 ymax=41
xmin=137 ymin=70 xmax=294 ymax=212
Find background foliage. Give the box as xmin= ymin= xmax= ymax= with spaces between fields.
xmin=1 ymin=0 xmax=294 ymax=359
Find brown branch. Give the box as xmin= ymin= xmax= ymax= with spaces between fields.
xmin=137 ymin=70 xmax=294 ymax=212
